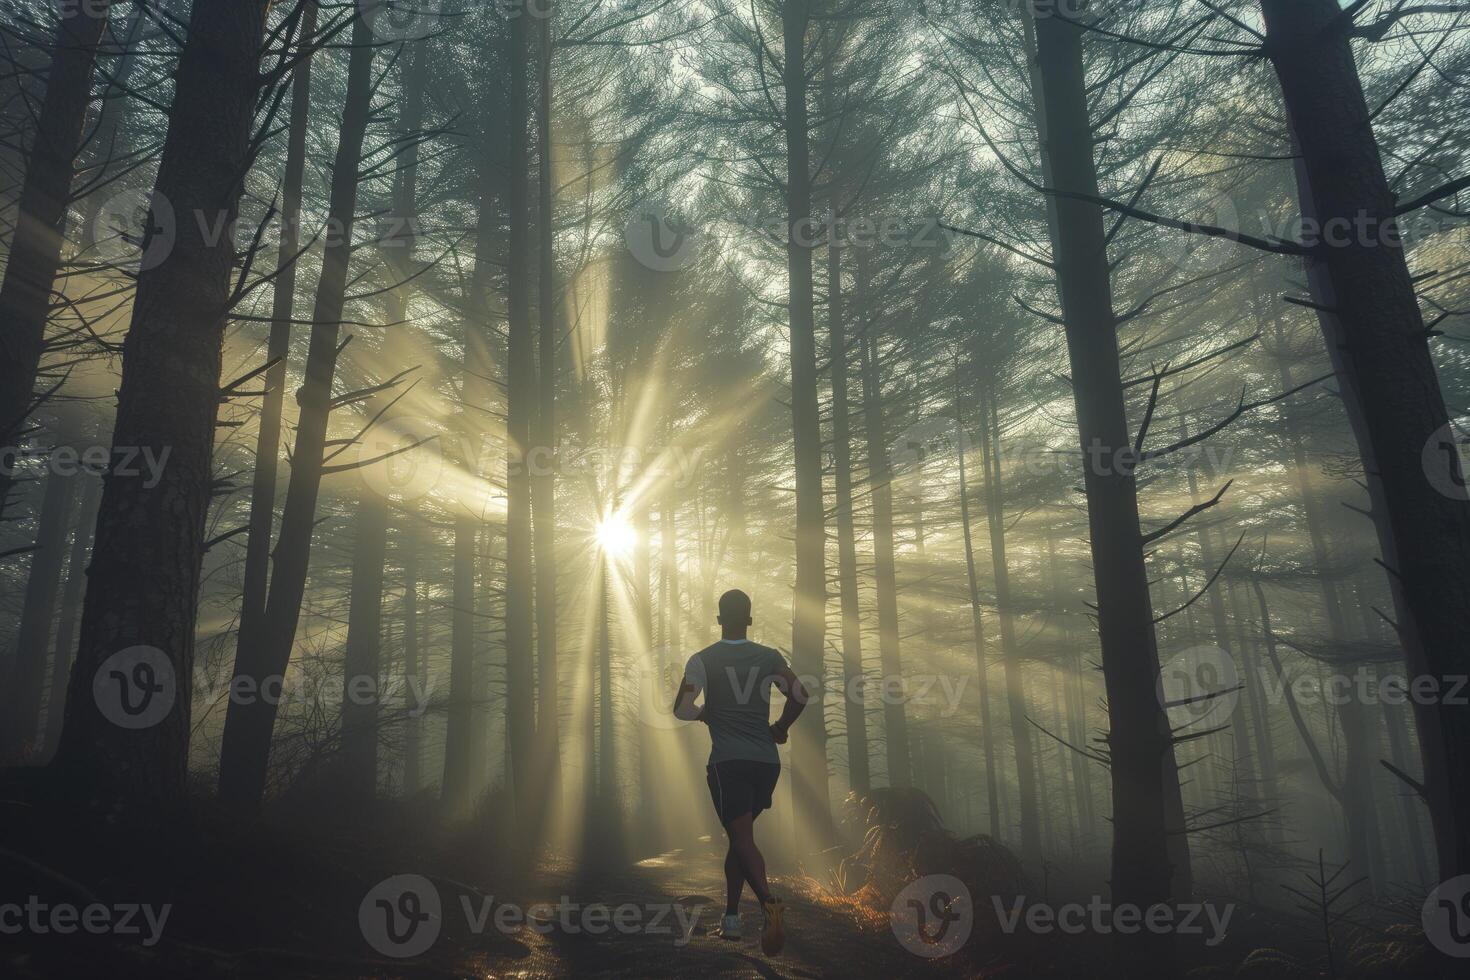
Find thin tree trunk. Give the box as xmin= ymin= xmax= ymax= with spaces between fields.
xmin=955 ymin=390 xmax=1000 ymax=838
xmin=828 ymin=237 xmax=870 ymax=795
xmin=443 ymin=71 xmax=502 ymax=818
xmin=1227 ymin=579 xmax=1278 ymax=803
xmin=234 ymin=0 xmax=318 ymax=739
xmin=781 ymin=0 xmax=832 ymax=851
xmin=977 ymin=382 xmax=1041 ymax=866
xmin=56 ymin=0 xmax=275 ymax=814
xmin=442 ymin=508 xmax=479 ymax=813
xmin=502 ymin=9 xmax=537 ymax=814
xmin=1046 ymin=525 xmax=1096 ymax=845
xmin=531 ymin=7 xmax=561 ymax=821
xmin=2 ymin=467 xmax=77 ymax=757
xmin=857 ymin=275 xmax=910 ymax=789
xmin=340 ymin=492 xmax=387 ymax=797
xmin=341 ymin=12 xmax=424 ymax=805
xmin=1181 ymin=416 xmax=1254 ymax=785
xmin=0 ymin=0 xmax=111 ymax=518
xmin=400 ymin=519 xmax=422 ymax=794
xmin=597 ymin=557 xmax=615 ymax=808
xmin=217 ymin=17 xmax=378 ymax=809
xmin=662 ymin=481 xmax=680 ymax=653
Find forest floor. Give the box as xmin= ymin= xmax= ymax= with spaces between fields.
xmin=2 ymin=779 xmax=957 ymax=979
xmin=2 ymin=773 xmax=1457 ymax=979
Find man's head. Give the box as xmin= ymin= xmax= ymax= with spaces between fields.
xmin=717 ymin=589 xmax=753 ymax=633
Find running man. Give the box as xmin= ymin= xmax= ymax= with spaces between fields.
xmin=672 ymin=588 xmax=809 ymax=956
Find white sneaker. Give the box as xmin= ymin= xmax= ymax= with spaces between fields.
xmin=715 ymin=913 xmax=743 ymax=940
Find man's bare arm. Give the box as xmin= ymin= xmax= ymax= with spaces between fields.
xmin=672 ymin=679 xmax=704 ymax=722
xmin=769 ymin=666 xmax=808 ymax=744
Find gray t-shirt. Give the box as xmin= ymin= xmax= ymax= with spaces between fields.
xmin=683 ymin=639 xmax=788 ymax=765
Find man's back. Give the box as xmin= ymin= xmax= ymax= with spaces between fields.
xmin=685 ymin=639 xmax=787 ymax=765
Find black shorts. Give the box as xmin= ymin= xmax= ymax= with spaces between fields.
xmin=707 ymin=760 xmax=781 ymax=826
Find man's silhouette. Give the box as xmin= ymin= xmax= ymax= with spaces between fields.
xmin=672 ymin=588 xmax=808 ymax=956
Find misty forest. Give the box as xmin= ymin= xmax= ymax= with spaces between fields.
xmin=3 ymin=0 xmax=1470 ymax=977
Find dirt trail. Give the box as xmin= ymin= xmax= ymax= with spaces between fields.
xmin=468 ymin=838 xmax=939 ymax=979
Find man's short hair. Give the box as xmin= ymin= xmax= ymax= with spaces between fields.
xmin=718 ymin=589 xmax=752 ymax=622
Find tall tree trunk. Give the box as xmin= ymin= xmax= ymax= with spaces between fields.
xmin=1263 ymin=0 xmax=1470 ymax=881
xmin=828 ymin=238 xmax=870 ymax=794
xmin=531 ymin=8 xmax=561 ymax=827
xmin=339 ymin=28 xmax=428 ymax=804
xmin=502 ymin=9 xmax=537 ymax=814
xmin=43 ymin=472 xmax=101 ymax=757
xmin=234 ymin=0 xmax=318 ymax=747
xmin=1029 ymin=3 xmax=1186 ymax=926
xmin=977 ymin=383 xmax=1041 ymax=865
xmin=2 ymin=467 xmax=77 ymax=757
xmin=442 ymin=70 xmax=502 ymax=818
xmin=56 ymin=0 xmax=275 ymax=814
xmin=0 ymin=0 xmax=111 ymax=519
xmin=217 ymin=17 xmax=378 ymax=809
xmin=858 ymin=320 xmax=910 ymax=789
xmin=781 ymin=0 xmax=832 ymax=850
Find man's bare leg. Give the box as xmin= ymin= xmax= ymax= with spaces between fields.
xmin=724 ymin=812 xmax=772 ymax=904
xmin=724 ymin=843 xmax=745 ymax=916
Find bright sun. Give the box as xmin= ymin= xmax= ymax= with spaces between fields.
xmin=595 ymin=513 xmax=637 ymax=557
